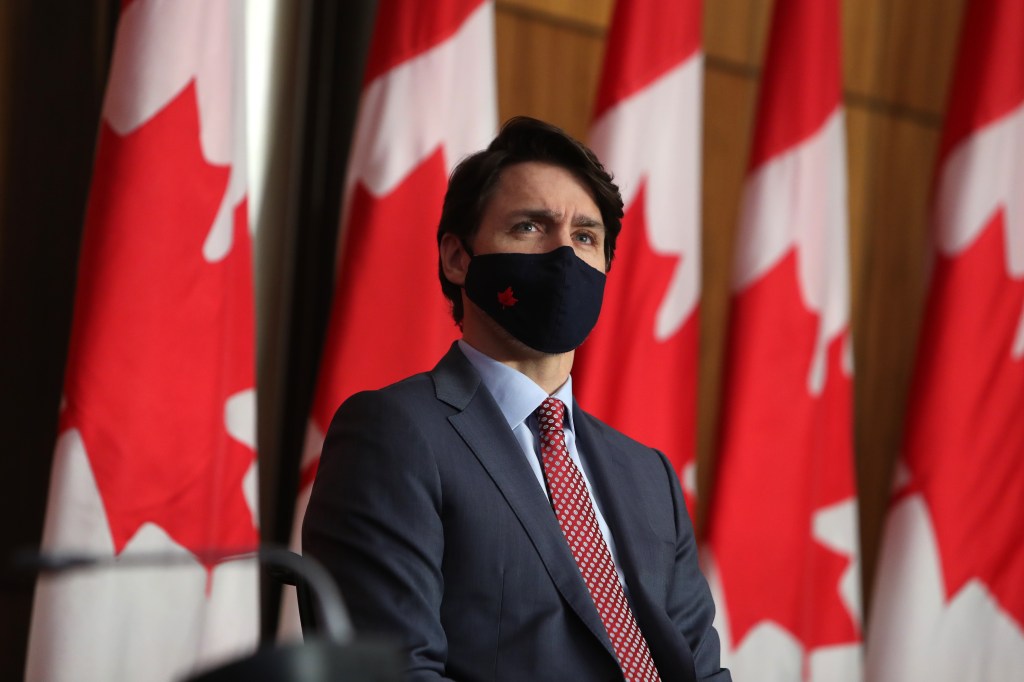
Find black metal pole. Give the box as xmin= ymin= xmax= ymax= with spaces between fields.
xmin=255 ymin=0 xmax=378 ymax=642
xmin=0 ymin=0 xmax=118 ymax=678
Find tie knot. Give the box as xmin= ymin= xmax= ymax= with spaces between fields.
xmin=537 ymin=397 xmax=565 ymax=431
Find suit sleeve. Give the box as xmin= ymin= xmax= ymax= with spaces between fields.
xmin=302 ymin=390 xmax=454 ymax=681
xmin=657 ymin=452 xmax=732 ymax=682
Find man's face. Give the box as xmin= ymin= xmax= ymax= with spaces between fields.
xmin=470 ymin=161 xmax=607 ymax=272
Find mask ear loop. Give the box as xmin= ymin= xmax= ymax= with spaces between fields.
xmin=454 ymin=239 xmax=477 ymax=332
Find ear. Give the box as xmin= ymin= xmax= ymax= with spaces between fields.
xmin=440 ymin=233 xmax=471 ymax=287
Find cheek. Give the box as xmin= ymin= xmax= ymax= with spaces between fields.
xmin=575 ymin=247 xmax=607 ymax=273
xmin=467 ymin=231 xmax=505 ymax=255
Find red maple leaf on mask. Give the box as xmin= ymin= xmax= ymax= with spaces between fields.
xmin=60 ymin=82 xmax=258 ymax=570
xmin=498 ymin=286 xmax=518 ymax=308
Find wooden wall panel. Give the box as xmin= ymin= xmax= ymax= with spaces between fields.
xmin=704 ymin=0 xmax=773 ymax=68
xmin=495 ymin=4 xmax=608 ymax=140
xmin=852 ymin=109 xmax=938 ymax=595
xmin=872 ymin=0 xmax=965 ymax=114
xmin=498 ymin=0 xmax=613 ymax=28
xmin=842 ymin=0 xmax=887 ymax=97
xmin=845 ymin=109 xmax=868 ymax=322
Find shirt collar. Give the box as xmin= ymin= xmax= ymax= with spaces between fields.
xmin=458 ymin=340 xmax=575 ymax=432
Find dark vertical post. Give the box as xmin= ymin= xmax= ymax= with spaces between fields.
xmin=0 ymin=0 xmax=117 ymax=678
xmin=256 ymin=0 xmax=378 ymax=640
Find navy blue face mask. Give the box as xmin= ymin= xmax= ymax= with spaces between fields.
xmin=464 ymin=246 xmax=606 ymax=354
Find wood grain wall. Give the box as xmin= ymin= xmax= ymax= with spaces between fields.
xmin=493 ymin=0 xmax=968 ymax=607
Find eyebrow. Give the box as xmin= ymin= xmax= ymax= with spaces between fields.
xmin=510 ymin=208 xmax=605 ymax=230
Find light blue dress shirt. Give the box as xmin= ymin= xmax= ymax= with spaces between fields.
xmin=457 ymin=340 xmax=626 ymax=582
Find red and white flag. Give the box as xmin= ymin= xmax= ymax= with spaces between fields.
xmin=866 ymin=1 xmax=1024 ymax=679
xmin=702 ymin=0 xmax=862 ymax=679
xmin=26 ymin=1 xmax=259 ymax=679
xmin=282 ymin=0 xmax=496 ymax=630
xmin=573 ymin=0 xmax=702 ymax=511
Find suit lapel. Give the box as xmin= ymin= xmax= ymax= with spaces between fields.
xmin=430 ymin=346 xmax=617 ymax=660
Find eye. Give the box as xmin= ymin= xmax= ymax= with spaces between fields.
xmin=573 ymin=230 xmax=598 ymax=246
xmin=512 ymin=221 xmax=540 ymax=233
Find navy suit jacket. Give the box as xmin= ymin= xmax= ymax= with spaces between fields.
xmin=303 ymin=344 xmax=730 ymax=681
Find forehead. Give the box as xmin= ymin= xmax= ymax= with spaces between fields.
xmin=486 ymin=161 xmax=599 ymax=213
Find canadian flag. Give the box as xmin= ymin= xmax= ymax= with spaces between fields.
xmin=573 ymin=0 xmax=702 ymax=510
xmin=865 ymin=1 xmax=1024 ymax=679
xmin=26 ymin=1 xmax=258 ymax=681
xmin=701 ymin=0 xmax=862 ymax=679
xmin=282 ymin=0 xmax=496 ymax=629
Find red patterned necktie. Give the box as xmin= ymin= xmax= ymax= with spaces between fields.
xmin=536 ymin=397 xmax=661 ymax=682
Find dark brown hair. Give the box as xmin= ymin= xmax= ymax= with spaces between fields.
xmin=436 ymin=116 xmax=624 ymax=324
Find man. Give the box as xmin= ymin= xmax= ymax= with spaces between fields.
xmin=303 ymin=117 xmax=729 ymax=681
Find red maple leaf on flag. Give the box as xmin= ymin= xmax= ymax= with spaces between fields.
xmin=900 ymin=210 xmax=1024 ymax=627
xmin=574 ymin=182 xmax=696 ymax=502
xmin=310 ymin=148 xmax=458 ymax=437
xmin=60 ymin=83 xmax=257 ymax=569
xmin=497 ymin=287 xmax=518 ymax=308
xmin=711 ymin=249 xmax=859 ymax=651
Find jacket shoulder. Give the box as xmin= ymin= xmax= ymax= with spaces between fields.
xmin=329 ymin=343 xmax=477 ymax=429
xmin=575 ymin=407 xmax=665 ymax=462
